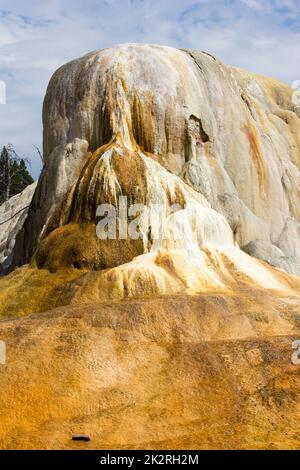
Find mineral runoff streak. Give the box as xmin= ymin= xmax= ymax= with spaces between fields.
xmin=99 ymin=453 xmax=199 ymax=466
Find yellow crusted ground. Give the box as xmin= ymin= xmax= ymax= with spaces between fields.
xmin=0 ymin=292 xmax=300 ymax=449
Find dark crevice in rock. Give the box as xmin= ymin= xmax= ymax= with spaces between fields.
xmin=241 ymin=92 xmax=256 ymax=121
xmin=188 ymin=114 xmax=210 ymax=143
xmin=182 ymin=49 xmax=204 ymax=74
xmin=201 ymin=51 xmax=217 ymax=61
xmin=0 ymin=205 xmax=30 ymax=226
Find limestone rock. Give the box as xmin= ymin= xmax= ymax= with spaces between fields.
xmin=3 ymin=43 xmax=300 ymax=314
xmin=0 ymin=182 xmax=37 ymax=273
xmin=243 ymin=239 xmax=300 ymax=276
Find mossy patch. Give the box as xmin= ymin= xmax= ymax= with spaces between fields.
xmin=0 ymin=266 xmax=82 ymax=319
xmin=34 ymin=223 xmax=144 ymax=272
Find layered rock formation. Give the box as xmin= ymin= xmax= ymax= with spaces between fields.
xmin=0 ymin=182 xmax=36 ymax=274
xmin=12 ymin=44 xmax=300 ymax=277
xmin=0 ymin=44 xmax=300 ymax=449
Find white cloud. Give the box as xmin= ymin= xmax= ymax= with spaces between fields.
xmin=0 ymin=0 xmax=299 ymax=178
xmin=241 ymin=0 xmax=263 ymax=9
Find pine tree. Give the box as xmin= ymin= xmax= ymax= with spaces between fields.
xmin=0 ymin=145 xmax=34 ymax=204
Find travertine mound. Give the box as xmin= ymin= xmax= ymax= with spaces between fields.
xmin=12 ymin=44 xmax=300 ymax=276
xmin=1 ymin=43 xmax=300 ymax=321
xmin=1 ymin=44 xmax=300 ymax=450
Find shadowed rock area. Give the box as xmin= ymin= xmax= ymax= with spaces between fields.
xmin=0 ymin=44 xmax=300 ymax=449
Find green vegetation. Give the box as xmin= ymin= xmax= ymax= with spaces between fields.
xmin=0 ymin=144 xmax=34 ymax=204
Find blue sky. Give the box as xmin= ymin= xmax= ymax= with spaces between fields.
xmin=0 ymin=0 xmax=299 ymax=178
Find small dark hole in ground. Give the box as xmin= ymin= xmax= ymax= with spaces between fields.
xmin=72 ymin=434 xmax=90 ymax=442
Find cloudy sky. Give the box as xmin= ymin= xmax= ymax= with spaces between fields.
xmin=0 ymin=0 xmax=299 ymax=178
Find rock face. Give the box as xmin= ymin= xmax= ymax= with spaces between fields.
xmin=0 ymin=182 xmax=36 ymax=273
xmin=12 ymin=44 xmax=300 ymax=276
xmin=1 ymin=44 xmax=300 ymax=450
